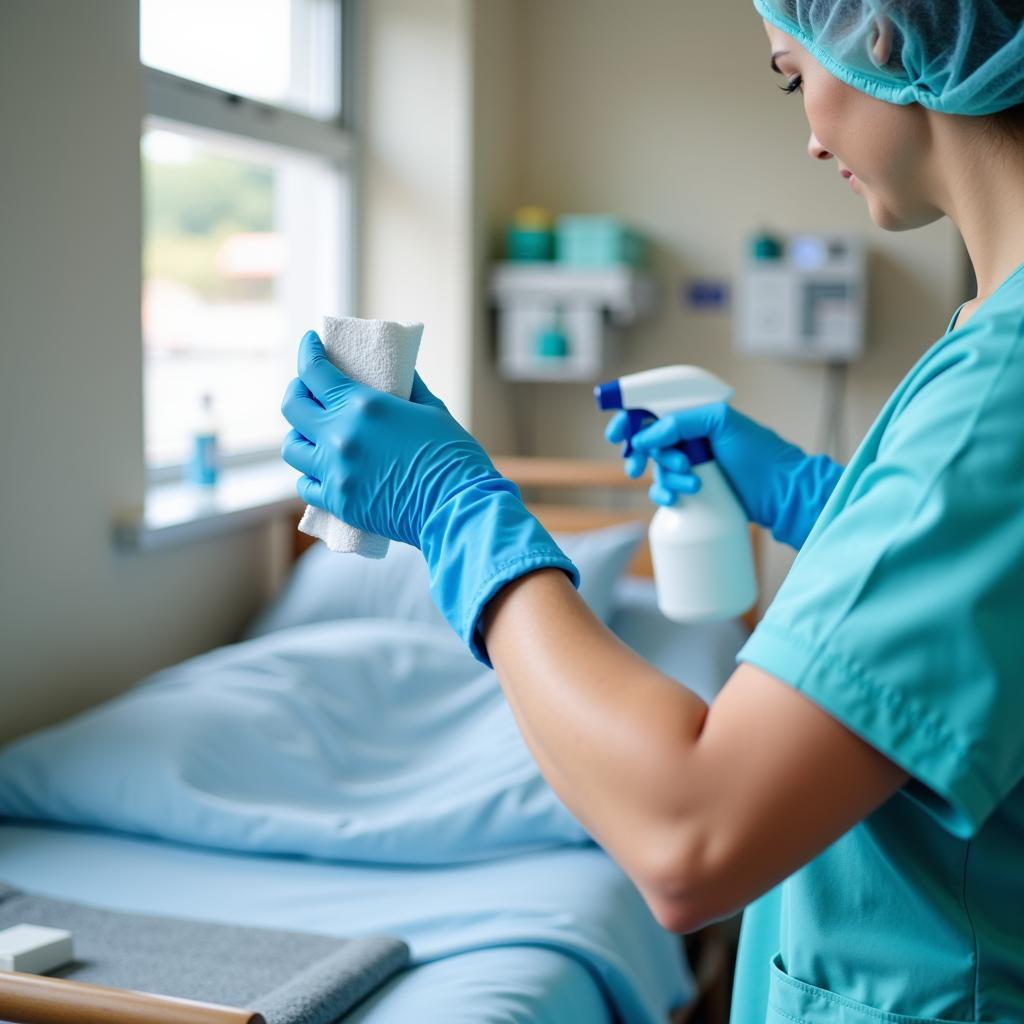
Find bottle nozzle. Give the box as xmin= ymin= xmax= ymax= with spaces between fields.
xmin=594 ymin=380 xmax=623 ymax=410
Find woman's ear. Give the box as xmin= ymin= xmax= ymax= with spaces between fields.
xmin=868 ymin=16 xmax=893 ymax=67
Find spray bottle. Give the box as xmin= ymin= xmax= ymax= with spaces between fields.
xmin=594 ymin=366 xmax=757 ymax=623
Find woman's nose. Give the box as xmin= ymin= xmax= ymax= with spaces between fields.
xmin=808 ymin=131 xmax=833 ymax=161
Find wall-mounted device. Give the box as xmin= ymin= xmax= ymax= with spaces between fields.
xmin=736 ymin=231 xmax=866 ymax=362
xmin=490 ymin=264 xmax=657 ymax=381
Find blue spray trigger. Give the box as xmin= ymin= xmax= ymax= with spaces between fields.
xmin=620 ymin=408 xmax=655 ymax=458
xmin=620 ymin=409 xmax=714 ymax=468
xmin=679 ymin=437 xmax=713 ymax=467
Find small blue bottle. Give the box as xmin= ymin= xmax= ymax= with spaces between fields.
xmin=188 ymin=392 xmax=219 ymax=487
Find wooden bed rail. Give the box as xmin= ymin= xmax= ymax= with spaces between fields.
xmin=0 ymin=971 xmax=264 ymax=1024
xmin=491 ymin=455 xmax=650 ymax=490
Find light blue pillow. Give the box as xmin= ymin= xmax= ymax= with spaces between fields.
xmin=247 ymin=521 xmax=647 ymax=639
xmin=0 ymin=619 xmax=590 ymax=863
xmin=607 ymin=577 xmax=749 ymax=704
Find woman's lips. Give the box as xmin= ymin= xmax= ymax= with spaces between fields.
xmin=840 ymin=169 xmax=858 ymax=190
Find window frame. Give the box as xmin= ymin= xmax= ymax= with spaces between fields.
xmin=141 ymin=0 xmax=360 ymax=481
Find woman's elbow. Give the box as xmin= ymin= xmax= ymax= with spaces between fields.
xmin=640 ymin=828 xmax=732 ymax=934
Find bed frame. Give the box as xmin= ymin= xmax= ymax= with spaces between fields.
xmin=0 ymin=459 xmax=749 ymax=1024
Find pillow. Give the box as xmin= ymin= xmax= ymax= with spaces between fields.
xmin=558 ymin=520 xmax=648 ymax=622
xmin=247 ymin=520 xmax=647 ymax=638
xmin=607 ymin=576 xmax=750 ymax=704
xmin=0 ymin=619 xmax=589 ymax=863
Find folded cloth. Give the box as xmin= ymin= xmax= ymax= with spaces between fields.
xmin=298 ymin=315 xmax=423 ymax=557
xmin=0 ymin=882 xmax=409 ymax=1024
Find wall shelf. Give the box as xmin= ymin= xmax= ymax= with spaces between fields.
xmin=490 ymin=263 xmax=657 ymax=381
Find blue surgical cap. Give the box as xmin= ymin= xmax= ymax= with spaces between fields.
xmin=754 ymin=0 xmax=1024 ymax=116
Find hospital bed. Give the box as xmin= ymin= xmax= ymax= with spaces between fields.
xmin=0 ymin=457 xmax=756 ymax=1024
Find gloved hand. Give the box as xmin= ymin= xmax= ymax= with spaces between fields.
xmin=604 ymin=402 xmax=844 ymax=551
xmin=281 ymin=331 xmax=580 ymax=665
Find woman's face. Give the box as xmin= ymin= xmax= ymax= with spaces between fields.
xmin=764 ymin=20 xmax=942 ymax=231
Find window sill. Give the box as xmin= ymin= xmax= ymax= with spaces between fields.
xmin=114 ymin=460 xmax=301 ymax=551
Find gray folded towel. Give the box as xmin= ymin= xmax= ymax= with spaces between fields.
xmin=0 ymin=882 xmax=408 ymax=1024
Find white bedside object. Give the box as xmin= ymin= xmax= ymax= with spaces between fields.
xmin=0 ymin=923 xmax=74 ymax=974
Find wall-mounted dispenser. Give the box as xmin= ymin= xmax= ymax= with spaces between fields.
xmin=490 ymin=263 xmax=657 ymax=380
xmin=736 ymin=231 xmax=866 ymax=362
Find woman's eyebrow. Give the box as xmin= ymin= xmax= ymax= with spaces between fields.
xmin=770 ymin=49 xmax=790 ymax=74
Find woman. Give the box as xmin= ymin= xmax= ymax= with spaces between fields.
xmin=281 ymin=2 xmax=1024 ymax=1020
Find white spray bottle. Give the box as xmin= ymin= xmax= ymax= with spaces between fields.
xmin=594 ymin=366 xmax=757 ymax=623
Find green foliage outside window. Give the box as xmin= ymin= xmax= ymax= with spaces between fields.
xmin=143 ymin=153 xmax=274 ymax=300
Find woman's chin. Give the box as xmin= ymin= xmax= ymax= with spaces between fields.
xmin=866 ymin=192 xmax=944 ymax=232
xmin=868 ymin=204 xmax=906 ymax=232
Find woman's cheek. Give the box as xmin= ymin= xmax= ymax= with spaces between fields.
xmin=804 ymin=79 xmax=851 ymax=162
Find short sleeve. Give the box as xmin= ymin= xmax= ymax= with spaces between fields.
xmin=738 ymin=322 xmax=1024 ymax=838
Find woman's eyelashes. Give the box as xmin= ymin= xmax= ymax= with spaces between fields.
xmin=780 ymin=74 xmax=803 ymax=95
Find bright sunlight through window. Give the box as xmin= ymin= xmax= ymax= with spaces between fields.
xmin=140 ymin=0 xmax=341 ymax=120
xmin=140 ymin=0 xmax=350 ymax=471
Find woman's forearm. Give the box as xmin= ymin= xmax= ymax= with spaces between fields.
xmin=480 ymin=567 xmax=713 ymax=916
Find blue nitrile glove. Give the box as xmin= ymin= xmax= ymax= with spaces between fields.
xmin=604 ymin=403 xmax=844 ymax=551
xmin=281 ymin=331 xmax=580 ymax=666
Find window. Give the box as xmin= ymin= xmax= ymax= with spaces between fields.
xmin=140 ymin=0 xmax=354 ymax=473
xmin=141 ymin=0 xmax=342 ymax=120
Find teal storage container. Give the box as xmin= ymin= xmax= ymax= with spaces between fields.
xmin=555 ymin=216 xmax=647 ymax=267
xmin=505 ymin=225 xmax=554 ymax=261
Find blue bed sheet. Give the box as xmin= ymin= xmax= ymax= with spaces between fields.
xmin=0 ymin=821 xmax=689 ymax=1023
xmin=0 ymin=578 xmax=744 ymax=1020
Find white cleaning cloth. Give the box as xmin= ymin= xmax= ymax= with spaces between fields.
xmin=298 ymin=315 xmax=424 ymax=557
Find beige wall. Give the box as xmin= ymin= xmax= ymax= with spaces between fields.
xmin=357 ymin=0 xmax=529 ymax=447
xmin=0 ymin=1 xmax=273 ymax=744
xmin=476 ymin=0 xmax=967 ymax=599
xmin=468 ymin=0 xmax=524 ymax=454
xmin=358 ymin=0 xmax=475 ymax=426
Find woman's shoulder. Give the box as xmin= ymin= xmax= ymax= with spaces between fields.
xmin=875 ymin=289 xmax=1023 ymax=468
xmin=903 ymin=282 xmax=1024 ymax=407
xmin=949 ymin=264 xmax=1024 ymax=349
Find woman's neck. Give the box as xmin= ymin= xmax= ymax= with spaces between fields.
xmin=930 ymin=118 xmax=1024 ymax=302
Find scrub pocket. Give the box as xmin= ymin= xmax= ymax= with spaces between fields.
xmin=766 ymin=953 xmax=979 ymax=1024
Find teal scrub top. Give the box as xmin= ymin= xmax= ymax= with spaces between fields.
xmin=729 ymin=263 xmax=1024 ymax=1024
